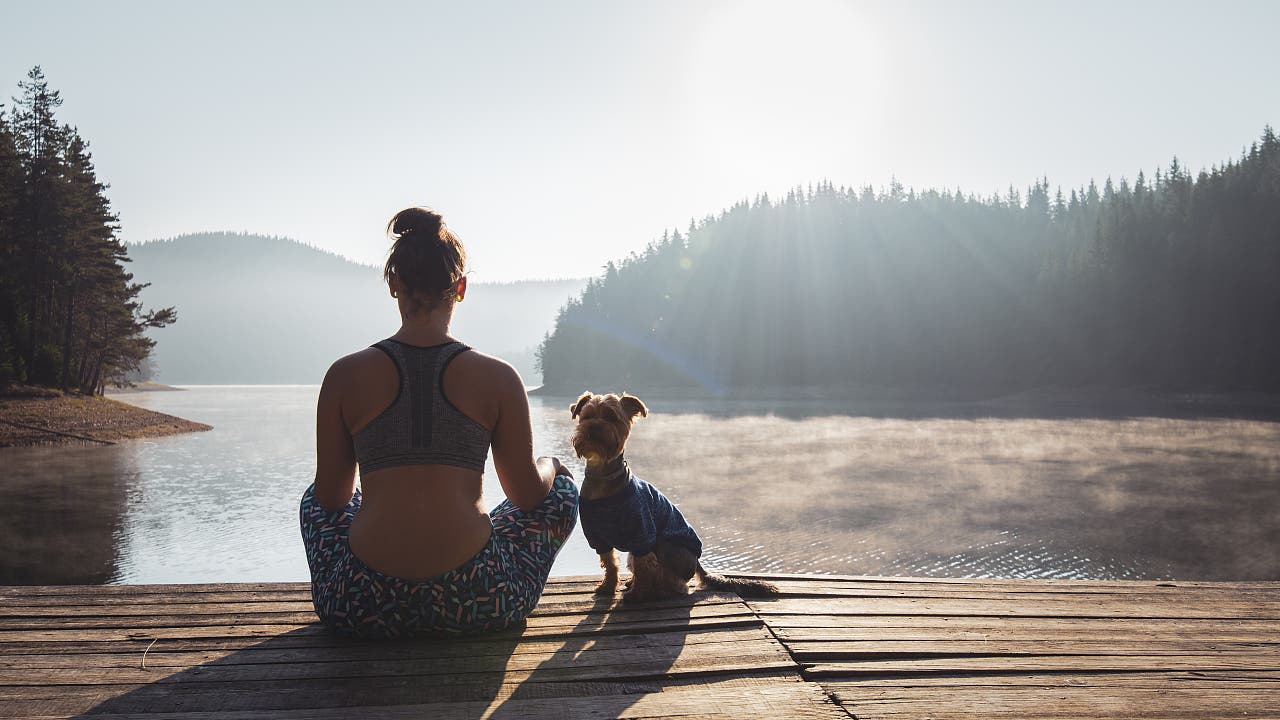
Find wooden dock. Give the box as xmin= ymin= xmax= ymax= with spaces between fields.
xmin=1 ymin=574 xmax=1276 ymax=718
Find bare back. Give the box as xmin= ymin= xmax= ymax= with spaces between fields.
xmin=313 ymin=342 xmax=548 ymax=580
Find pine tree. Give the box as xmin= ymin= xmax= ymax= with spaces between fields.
xmin=0 ymin=67 xmax=177 ymax=394
xmin=9 ymin=66 xmax=72 ymax=379
xmin=0 ymin=105 xmax=26 ymax=384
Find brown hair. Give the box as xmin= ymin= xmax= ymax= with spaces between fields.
xmin=383 ymin=207 xmax=467 ymax=312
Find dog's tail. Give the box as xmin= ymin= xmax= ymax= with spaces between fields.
xmin=695 ymin=562 xmax=780 ymax=597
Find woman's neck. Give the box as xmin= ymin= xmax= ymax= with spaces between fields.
xmin=393 ymin=309 xmax=454 ymax=346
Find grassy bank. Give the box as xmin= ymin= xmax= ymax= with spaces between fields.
xmin=0 ymin=386 xmax=211 ymax=447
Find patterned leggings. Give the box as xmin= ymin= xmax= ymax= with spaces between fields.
xmin=299 ymin=475 xmax=578 ymax=639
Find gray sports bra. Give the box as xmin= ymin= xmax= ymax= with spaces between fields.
xmin=352 ymin=339 xmax=491 ymax=474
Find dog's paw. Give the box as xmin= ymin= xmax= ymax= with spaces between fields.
xmin=593 ymin=579 xmax=618 ymax=596
xmin=621 ymin=588 xmax=653 ymax=605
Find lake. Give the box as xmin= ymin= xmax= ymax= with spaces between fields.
xmin=3 ymin=385 xmax=1278 ymax=585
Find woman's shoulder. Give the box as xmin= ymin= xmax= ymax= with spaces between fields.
xmin=451 ymin=346 xmax=525 ymax=389
xmin=322 ymin=346 xmax=392 ymax=385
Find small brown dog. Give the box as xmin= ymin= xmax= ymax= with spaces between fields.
xmin=571 ymin=391 xmax=778 ymax=602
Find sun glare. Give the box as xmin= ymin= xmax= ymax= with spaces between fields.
xmin=684 ymin=0 xmax=887 ymax=187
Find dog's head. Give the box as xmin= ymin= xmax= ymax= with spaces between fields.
xmin=570 ymin=391 xmax=648 ymax=466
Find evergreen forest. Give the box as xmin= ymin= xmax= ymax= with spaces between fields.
xmin=538 ymin=129 xmax=1280 ymax=394
xmin=0 ymin=67 xmax=173 ymax=394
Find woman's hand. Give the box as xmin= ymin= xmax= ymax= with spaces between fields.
xmin=538 ymin=455 xmax=573 ymax=479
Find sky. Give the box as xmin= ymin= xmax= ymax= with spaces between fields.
xmin=3 ymin=0 xmax=1278 ymax=281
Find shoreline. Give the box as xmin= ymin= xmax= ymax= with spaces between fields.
xmin=103 ymin=381 xmax=186 ymax=394
xmin=532 ymin=383 xmax=1280 ymax=421
xmin=0 ymin=386 xmax=211 ymax=448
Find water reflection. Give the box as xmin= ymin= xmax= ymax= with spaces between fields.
xmin=0 ymin=444 xmax=134 ymax=583
xmin=2 ymin=386 xmax=1277 ymax=585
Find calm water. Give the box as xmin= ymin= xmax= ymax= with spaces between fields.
xmin=2 ymin=385 xmax=1278 ymax=584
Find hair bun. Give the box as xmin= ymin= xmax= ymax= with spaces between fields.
xmin=389 ymin=207 xmax=444 ymax=241
xmin=383 ymin=206 xmax=468 ymax=312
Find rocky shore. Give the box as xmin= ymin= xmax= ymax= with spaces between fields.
xmin=0 ymin=386 xmax=211 ymax=447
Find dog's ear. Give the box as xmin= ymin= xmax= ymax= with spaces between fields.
xmin=620 ymin=393 xmax=648 ymax=420
xmin=570 ymin=392 xmax=592 ymax=419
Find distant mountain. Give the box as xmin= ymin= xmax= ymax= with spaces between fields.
xmin=126 ymin=233 xmax=586 ymax=384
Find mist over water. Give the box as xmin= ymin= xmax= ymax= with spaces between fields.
xmin=2 ymin=386 xmax=1277 ymax=585
xmin=640 ymin=411 xmax=1280 ymax=580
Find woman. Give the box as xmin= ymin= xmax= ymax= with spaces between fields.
xmin=299 ymin=207 xmax=578 ymax=639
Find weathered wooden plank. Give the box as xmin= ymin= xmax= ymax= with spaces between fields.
xmin=0 ymin=610 xmax=747 ymax=631
xmin=0 ymin=578 xmax=605 ymax=598
xmin=0 ymin=585 xmax=618 ymax=611
xmin=0 ymin=609 xmax=757 ymax=646
xmin=0 ymin=675 xmax=831 ymax=715
xmin=0 ymin=590 xmax=314 ymax=608
xmin=787 ymin=638 xmax=1279 ymax=659
xmin=0 ymin=592 xmax=738 ymax=618
xmin=0 ymin=674 xmax=848 ymax=719
xmin=0 ymin=626 xmax=777 ymax=670
xmin=0 ymin=638 xmax=795 ymax=687
xmin=0 ymin=592 xmax=745 ymax=630
xmin=727 ymin=572 xmax=1280 ymax=591
xmin=0 ymin=582 xmax=310 ymax=598
xmin=754 ymin=578 xmax=1280 ymax=592
xmin=16 ymin=708 xmax=839 ymax=720
xmin=4 ymin=575 xmax=1278 ymax=720
xmin=821 ymin=672 xmax=1280 ymax=689
xmin=0 ymin=622 xmax=329 ymax=645
xmin=0 ymin=624 xmax=797 ymax=686
xmin=0 ymin=597 xmax=317 ymax=614
xmin=773 ymin=623 xmax=1280 ymax=644
xmin=806 ymin=654 xmax=1280 ymax=676
xmin=763 ymin=613 xmax=1280 ymax=633
xmin=762 ymin=587 xmax=1280 ymax=604
xmin=6 ymin=576 xmax=1273 ymax=600
xmin=749 ymin=596 xmax=1280 ymax=620
xmin=0 ymin=612 xmax=373 ymax=630
xmin=0 ymin=614 xmax=762 ymax=653
xmin=0 ymin=673 xmax=772 ymax=706
xmin=10 ymin=589 xmax=1273 ymax=614
xmin=827 ymin=684 xmax=1278 ymax=719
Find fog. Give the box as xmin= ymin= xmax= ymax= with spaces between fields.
xmin=127 ymin=233 xmax=586 ymax=384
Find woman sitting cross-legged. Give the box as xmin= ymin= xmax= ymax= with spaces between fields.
xmin=300 ymin=206 xmax=578 ymax=639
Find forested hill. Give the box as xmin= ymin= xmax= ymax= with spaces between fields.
xmin=128 ymin=233 xmax=586 ymax=384
xmin=538 ymin=128 xmax=1280 ymax=394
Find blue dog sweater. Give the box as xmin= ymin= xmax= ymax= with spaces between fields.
xmin=579 ymin=472 xmax=703 ymax=558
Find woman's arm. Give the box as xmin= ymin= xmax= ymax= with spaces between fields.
xmin=489 ymin=362 xmax=560 ymax=512
xmin=314 ymin=359 xmax=358 ymax=512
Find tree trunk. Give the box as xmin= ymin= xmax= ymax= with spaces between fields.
xmin=84 ymin=354 xmax=103 ymax=396
xmin=58 ymin=285 xmax=75 ymax=389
